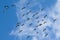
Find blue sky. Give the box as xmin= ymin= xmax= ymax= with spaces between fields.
xmin=0 ymin=0 xmax=60 ymax=40
xmin=0 ymin=0 xmax=19 ymax=40
xmin=10 ymin=0 xmax=59 ymax=40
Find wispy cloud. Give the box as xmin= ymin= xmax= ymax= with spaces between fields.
xmin=10 ymin=0 xmax=60 ymax=40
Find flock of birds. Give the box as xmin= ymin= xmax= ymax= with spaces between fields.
xmin=3 ymin=0 xmax=58 ymax=40
xmin=13 ymin=1 xmax=57 ymax=40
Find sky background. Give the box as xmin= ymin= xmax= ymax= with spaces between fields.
xmin=0 ymin=0 xmax=19 ymax=40
xmin=0 ymin=0 xmax=60 ymax=40
xmin=10 ymin=0 xmax=58 ymax=40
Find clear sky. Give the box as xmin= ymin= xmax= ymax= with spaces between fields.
xmin=0 ymin=0 xmax=19 ymax=40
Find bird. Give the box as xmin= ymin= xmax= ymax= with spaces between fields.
xmin=26 ymin=10 xmax=31 ymax=15
xmin=27 ymin=2 xmax=30 ymax=5
xmin=44 ymin=15 xmax=47 ymax=18
xmin=11 ymin=4 xmax=16 ymax=7
xmin=4 ymin=5 xmax=9 ymax=9
xmin=21 ymin=24 xmax=24 ymax=26
xmin=27 ymin=18 xmax=30 ymax=21
xmin=41 ymin=8 xmax=44 ymax=11
xmin=29 ymin=23 xmax=32 ymax=26
xmin=16 ymin=24 xmax=19 ymax=27
xmin=16 ymin=22 xmax=20 ymax=27
xmin=21 ymin=7 xmax=26 ymax=10
xmin=19 ymin=30 xmax=23 ymax=33
xmin=32 ymin=12 xmax=39 ymax=17
xmin=33 ymin=28 xmax=36 ymax=30
xmin=22 ymin=14 xmax=25 ymax=17
xmin=36 ymin=16 xmax=39 ymax=19
xmin=43 ymin=28 xmax=46 ymax=31
xmin=39 ymin=24 xmax=42 ymax=26
xmin=45 ymin=33 xmax=48 ymax=37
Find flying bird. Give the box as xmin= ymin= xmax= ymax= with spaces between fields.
xmin=4 ymin=5 xmax=9 ymax=9
xmin=21 ymin=7 xmax=26 ymax=10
